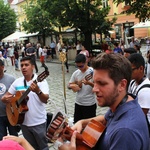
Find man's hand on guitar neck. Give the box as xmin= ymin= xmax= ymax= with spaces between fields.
xmin=29 ymin=82 xmax=41 ymax=94
xmin=29 ymin=82 xmax=49 ymax=104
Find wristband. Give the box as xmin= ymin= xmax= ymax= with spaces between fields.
xmin=37 ymin=91 xmax=42 ymax=95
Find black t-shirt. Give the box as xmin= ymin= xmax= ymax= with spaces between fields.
xmin=26 ymin=47 xmax=36 ymax=58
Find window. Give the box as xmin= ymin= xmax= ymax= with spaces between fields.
xmin=102 ymin=0 xmax=108 ymax=8
xmin=115 ymin=25 xmax=122 ymax=39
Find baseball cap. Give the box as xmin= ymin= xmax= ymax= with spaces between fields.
xmin=0 ymin=140 xmax=25 ymax=150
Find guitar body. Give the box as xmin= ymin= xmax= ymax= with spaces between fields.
xmin=47 ymin=113 xmax=105 ymax=150
xmin=6 ymin=91 xmax=28 ymax=126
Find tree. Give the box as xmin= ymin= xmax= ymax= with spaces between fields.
xmin=22 ymin=1 xmax=55 ymax=45
xmin=40 ymin=0 xmax=116 ymax=52
xmin=113 ymin=0 xmax=150 ymax=21
xmin=0 ymin=1 xmax=17 ymax=41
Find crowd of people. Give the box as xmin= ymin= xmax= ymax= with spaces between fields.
xmin=0 ymin=36 xmax=150 ymax=150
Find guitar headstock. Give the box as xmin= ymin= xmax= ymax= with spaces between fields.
xmin=37 ymin=70 xmax=49 ymax=82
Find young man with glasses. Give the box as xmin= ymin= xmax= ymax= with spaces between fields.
xmin=68 ymin=54 xmax=96 ymax=123
xmin=128 ymin=53 xmax=150 ymax=132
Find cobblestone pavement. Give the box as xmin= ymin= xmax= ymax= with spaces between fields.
xmin=5 ymin=58 xmax=108 ymax=149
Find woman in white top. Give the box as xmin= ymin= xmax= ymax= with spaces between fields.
xmin=7 ymin=45 xmax=14 ymax=66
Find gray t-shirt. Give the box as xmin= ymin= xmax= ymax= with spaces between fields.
xmin=0 ymin=74 xmax=15 ymax=116
xmin=69 ymin=67 xmax=96 ymax=106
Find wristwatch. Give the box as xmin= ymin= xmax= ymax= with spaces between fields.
xmin=37 ymin=91 xmax=42 ymax=95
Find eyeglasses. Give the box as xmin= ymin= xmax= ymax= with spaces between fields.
xmin=76 ymin=64 xmax=85 ymax=68
xmin=132 ymin=67 xmax=138 ymax=71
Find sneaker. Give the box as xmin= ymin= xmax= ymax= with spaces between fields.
xmin=15 ymin=68 xmax=20 ymax=71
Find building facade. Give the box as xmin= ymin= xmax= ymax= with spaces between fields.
xmin=15 ymin=0 xmax=149 ymax=42
xmin=106 ymin=0 xmax=149 ymax=40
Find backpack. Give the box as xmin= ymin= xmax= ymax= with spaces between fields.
xmin=128 ymin=80 xmax=150 ymax=98
xmin=128 ymin=81 xmax=150 ymax=135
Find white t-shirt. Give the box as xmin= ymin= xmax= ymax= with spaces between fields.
xmin=57 ymin=43 xmax=61 ymax=51
xmin=69 ymin=67 xmax=96 ymax=106
xmin=76 ymin=44 xmax=82 ymax=51
xmin=8 ymin=47 xmax=14 ymax=57
xmin=8 ymin=74 xmax=49 ymax=126
xmin=39 ymin=47 xmax=46 ymax=56
xmin=128 ymin=78 xmax=150 ymax=123
xmin=21 ymin=46 xmax=25 ymax=53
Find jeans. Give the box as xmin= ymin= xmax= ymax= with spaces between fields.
xmin=15 ymin=59 xmax=19 ymax=69
xmin=0 ymin=116 xmax=18 ymax=140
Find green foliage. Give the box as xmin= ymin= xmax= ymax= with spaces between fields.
xmin=113 ymin=0 xmax=150 ymax=21
xmin=40 ymin=0 xmax=116 ymax=50
xmin=22 ymin=1 xmax=57 ymax=45
xmin=22 ymin=3 xmax=54 ymax=35
xmin=0 ymin=1 xmax=17 ymax=40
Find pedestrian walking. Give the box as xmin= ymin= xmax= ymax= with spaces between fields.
xmin=8 ymin=45 xmax=14 ymax=66
xmin=46 ymin=46 xmax=52 ymax=62
xmin=50 ymin=40 xmax=56 ymax=59
xmin=14 ymin=47 xmax=20 ymax=71
xmin=3 ymin=47 xmax=9 ymax=66
xmin=59 ymin=43 xmax=69 ymax=73
xmin=26 ymin=43 xmax=38 ymax=73
xmin=76 ymin=40 xmax=82 ymax=55
xmin=21 ymin=44 xmax=25 ymax=58
xmin=79 ymin=45 xmax=89 ymax=64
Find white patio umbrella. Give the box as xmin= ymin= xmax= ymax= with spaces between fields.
xmin=131 ymin=21 xmax=150 ymax=29
xmin=2 ymin=31 xmax=28 ymax=42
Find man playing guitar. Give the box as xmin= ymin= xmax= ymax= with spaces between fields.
xmin=59 ymin=53 xmax=149 ymax=150
xmin=2 ymin=56 xmax=49 ymax=150
xmin=68 ymin=54 xmax=96 ymax=124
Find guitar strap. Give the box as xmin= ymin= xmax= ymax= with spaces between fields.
xmin=24 ymin=74 xmax=34 ymax=88
xmin=116 ymin=94 xmax=128 ymax=109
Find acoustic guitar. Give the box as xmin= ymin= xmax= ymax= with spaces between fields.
xmin=77 ymin=70 xmax=93 ymax=88
xmin=6 ymin=66 xmax=49 ymax=126
xmin=47 ymin=112 xmax=105 ymax=150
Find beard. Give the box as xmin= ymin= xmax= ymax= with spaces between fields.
xmin=98 ymin=86 xmax=119 ymax=107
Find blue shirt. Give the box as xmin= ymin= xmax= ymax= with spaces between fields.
xmin=50 ymin=42 xmax=56 ymax=48
xmin=113 ymin=47 xmax=123 ymax=54
xmin=94 ymin=99 xmax=149 ymax=150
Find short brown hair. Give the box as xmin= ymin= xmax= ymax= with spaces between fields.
xmin=92 ymin=53 xmax=132 ymax=89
